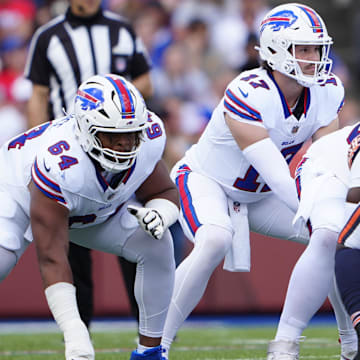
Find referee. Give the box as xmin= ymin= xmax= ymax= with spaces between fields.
xmin=24 ymin=0 xmax=153 ymax=329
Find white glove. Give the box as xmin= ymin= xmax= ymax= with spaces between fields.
xmin=64 ymin=319 xmax=95 ymax=360
xmin=127 ymin=205 xmax=164 ymax=240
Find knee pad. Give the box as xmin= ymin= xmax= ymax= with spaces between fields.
xmin=0 ymin=246 xmax=17 ymax=282
xmin=308 ymin=228 xmax=338 ymax=253
xmin=196 ymin=224 xmax=233 ymax=258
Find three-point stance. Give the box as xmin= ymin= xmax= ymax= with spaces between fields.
xmin=0 ymin=74 xmax=178 ymax=359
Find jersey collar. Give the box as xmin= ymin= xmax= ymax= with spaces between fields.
xmin=267 ymin=70 xmax=311 ymax=120
xmin=66 ymin=7 xmax=104 ymax=27
xmin=94 ymin=161 xmax=137 ymax=192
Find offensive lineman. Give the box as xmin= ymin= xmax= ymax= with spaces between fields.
xmin=0 ymin=74 xmax=178 ymax=360
xmin=160 ymin=3 xmax=356 ymax=359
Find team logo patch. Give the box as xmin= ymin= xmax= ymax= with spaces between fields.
xmin=75 ymin=88 xmax=104 ymax=111
xmin=260 ymin=10 xmax=298 ymax=33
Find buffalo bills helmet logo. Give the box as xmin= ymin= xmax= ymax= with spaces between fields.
xmin=260 ymin=10 xmax=298 ymax=33
xmin=75 ymin=88 xmax=104 ymax=111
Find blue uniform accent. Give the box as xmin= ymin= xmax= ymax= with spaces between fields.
xmin=225 ymin=89 xmax=262 ymax=121
xmin=335 ymin=248 xmax=360 ymax=322
xmin=129 ymin=345 xmax=164 ymax=360
xmin=106 ymin=75 xmax=135 ymax=117
xmin=34 ymin=159 xmax=61 ymax=193
xmin=75 ymin=88 xmax=104 ymax=111
xmin=176 ymin=170 xmax=202 ymax=236
xmin=224 ymin=100 xmax=260 ymax=122
xmin=296 ymin=5 xmax=323 ymax=34
xmin=8 ymin=122 xmax=51 ymax=150
xmin=260 ymin=10 xmax=298 ymax=33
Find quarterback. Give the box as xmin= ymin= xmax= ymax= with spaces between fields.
xmin=161 ymin=3 xmax=356 ymax=359
xmin=0 ymin=74 xmax=178 ymax=360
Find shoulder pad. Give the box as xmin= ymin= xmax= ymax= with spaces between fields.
xmin=223 ymin=73 xmax=269 ymax=124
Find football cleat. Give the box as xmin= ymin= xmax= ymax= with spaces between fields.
xmin=267 ymin=339 xmax=300 ymax=360
xmin=130 ymin=345 xmax=164 ymax=360
xmin=161 ymin=346 xmax=168 ymax=360
xmin=339 ymin=329 xmax=358 ymax=360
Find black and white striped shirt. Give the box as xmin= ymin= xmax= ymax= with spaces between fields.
xmin=25 ymin=8 xmax=151 ymax=120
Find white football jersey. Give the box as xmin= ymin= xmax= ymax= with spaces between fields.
xmin=301 ymin=123 xmax=360 ymax=186
xmin=182 ymin=67 xmax=344 ymax=203
xmin=0 ymin=113 xmax=166 ymax=229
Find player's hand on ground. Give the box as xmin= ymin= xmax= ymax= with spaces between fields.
xmin=127 ymin=205 xmax=164 ymax=240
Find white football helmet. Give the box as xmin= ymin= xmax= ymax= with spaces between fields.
xmin=257 ymin=3 xmax=333 ymax=87
xmin=74 ymin=74 xmax=149 ymax=172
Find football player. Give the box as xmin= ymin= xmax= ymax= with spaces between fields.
xmin=160 ymin=3 xmax=356 ymax=359
xmin=335 ymin=124 xmax=360 ymax=360
xmin=0 ymin=74 xmax=178 ymax=360
xmin=268 ymin=123 xmax=360 ymax=359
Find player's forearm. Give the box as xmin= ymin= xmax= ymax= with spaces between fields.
xmin=26 ymin=86 xmax=50 ymax=129
xmin=243 ymin=137 xmax=299 ymax=214
xmin=37 ymin=248 xmax=73 ymax=288
xmin=132 ymin=72 xmax=153 ymax=99
xmin=148 ymin=187 xmax=180 ymax=208
xmin=33 ymin=223 xmax=72 ymax=288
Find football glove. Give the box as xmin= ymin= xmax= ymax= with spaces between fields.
xmin=127 ymin=205 xmax=164 ymax=240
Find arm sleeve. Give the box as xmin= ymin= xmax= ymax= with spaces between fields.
xmin=243 ymin=137 xmax=299 ymax=214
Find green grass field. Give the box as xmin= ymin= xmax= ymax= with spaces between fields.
xmin=0 ymin=324 xmax=344 ymax=359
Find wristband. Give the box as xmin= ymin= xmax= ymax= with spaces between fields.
xmin=145 ymin=198 xmax=179 ymax=229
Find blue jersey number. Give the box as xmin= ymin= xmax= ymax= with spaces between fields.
xmin=233 ymin=143 xmax=303 ymax=192
xmin=48 ymin=141 xmax=78 ymax=171
xmin=8 ymin=123 xmax=51 ymax=150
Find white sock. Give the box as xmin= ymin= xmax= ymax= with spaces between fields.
xmin=276 ymin=228 xmax=338 ymax=340
xmin=161 ymin=225 xmax=232 ymax=349
xmin=137 ymin=344 xmax=154 ymax=354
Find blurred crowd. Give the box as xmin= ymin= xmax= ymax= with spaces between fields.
xmin=0 ymin=0 xmax=360 ymax=170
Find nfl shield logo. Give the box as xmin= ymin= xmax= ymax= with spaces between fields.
xmin=292 ymin=126 xmax=299 ymax=134
xmin=115 ymin=57 xmax=126 ymax=72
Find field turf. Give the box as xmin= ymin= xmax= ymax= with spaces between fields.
xmin=0 ymin=321 xmax=344 ymax=359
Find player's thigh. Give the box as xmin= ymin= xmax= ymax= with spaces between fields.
xmin=69 ymin=204 xmax=139 ymax=255
xmin=121 ymin=227 xmax=175 ymax=269
xmin=248 ymin=195 xmax=309 ymax=244
xmin=0 ymin=194 xmax=31 ymax=278
xmin=175 ymin=171 xmax=232 ymax=242
xmin=0 ymin=191 xmax=30 ymax=257
xmin=307 ymin=176 xmax=348 ymax=232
